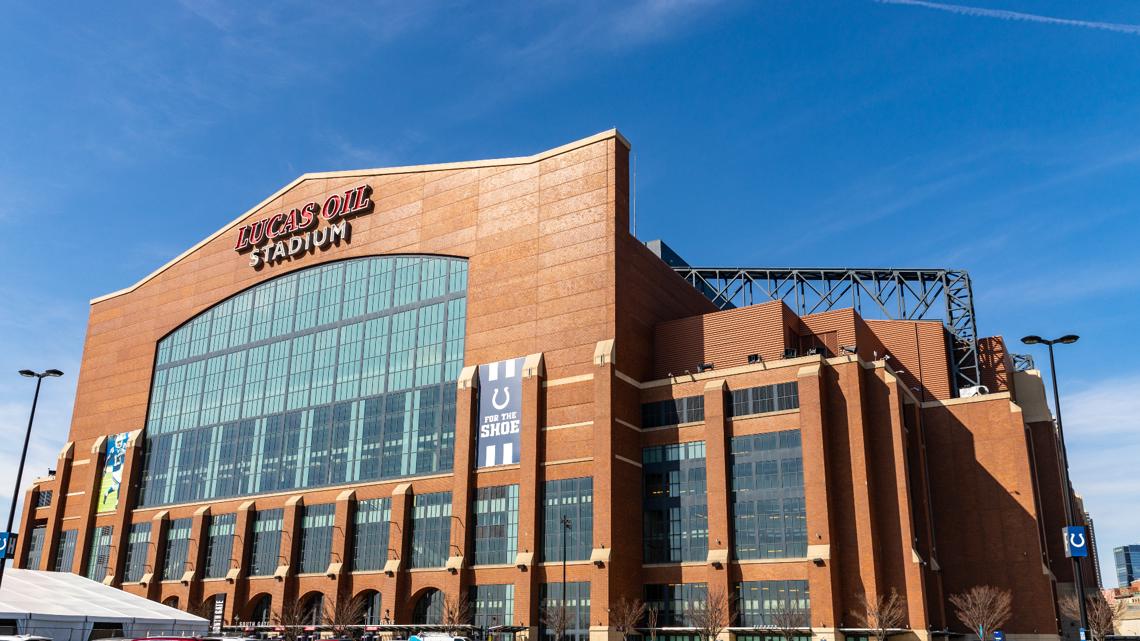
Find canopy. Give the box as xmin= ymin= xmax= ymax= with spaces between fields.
xmin=0 ymin=569 xmax=208 ymax=641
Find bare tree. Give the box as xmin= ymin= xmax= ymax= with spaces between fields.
xmin=686 ymin=587 xmax=734 ymax=641
xmin=769 ymin=601 xmax=811 ymax=641
xmin=274 ymin=600 xmax=308 ymax=641
xmin=542 ymin=604 xmax=572 ymax=641
xmin=949 ymin=586 xmax=1012 ymax=641
xmin=325 ymin=595 xmax=368 ymax=640
xmin=852 ymin=590 xmax=908 ymax=641
xmin=189 ymin=598 xmax=214 ymax=621
xmin=610 ymin=597 xmax=648 ymax=641
xmin=443 ymin=591 xmax=473 ymax=634
xmin=646 ymin=606 xmax=660 ymax=641
xmin=1060 ymin=594 xmax=1125 ymax=641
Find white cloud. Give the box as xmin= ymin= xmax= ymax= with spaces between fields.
xmin=876 ymin=0 xmax=1140 ymax=36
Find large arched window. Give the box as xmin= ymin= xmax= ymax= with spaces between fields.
xmin=412 ymin=589 xmax=444 ymax=625
xmin=358 ymin=590 xmax=382 ymax=625
xmin=139 ymin=256 xmax=468 ymax=506
xmin=249 ymin=594 xmax=272 ymax=625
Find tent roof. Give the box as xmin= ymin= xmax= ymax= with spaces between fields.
xmin=0 ymin=569 xmax=208 ymax=625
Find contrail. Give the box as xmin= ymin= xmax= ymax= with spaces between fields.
xmin=876 ymin=0 xmax=1140 ymax=36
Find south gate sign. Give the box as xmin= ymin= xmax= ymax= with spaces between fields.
xmin=234 ymin=184 xmax=374 ymax=268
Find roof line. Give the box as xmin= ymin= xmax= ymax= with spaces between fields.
xmin=91 ymin=129 xmax=629 ymax=305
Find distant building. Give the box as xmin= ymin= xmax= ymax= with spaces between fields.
xmin=1118 ymin=545 xmax=1140 ymax=587
xmin=1083 ymin=507 xmax=1103 ymax=588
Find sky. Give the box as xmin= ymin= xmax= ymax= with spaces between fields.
xmin=1 ymin=0 xmax=1138 ymax=585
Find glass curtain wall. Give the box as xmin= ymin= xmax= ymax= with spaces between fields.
xmin=139 ymin=256 xmax=468 ymax=506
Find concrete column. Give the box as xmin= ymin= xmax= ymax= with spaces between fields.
xmin=701 ymin=379 xmax=731 ymax=598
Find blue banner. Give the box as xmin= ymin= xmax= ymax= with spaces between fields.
xmin=476 ymin=357 xmax=524 ymax=468
xmin=0 ymin=532 xmax=15 ymax=559
xmin=1064 ymin=526 xmax=1089 ymax=558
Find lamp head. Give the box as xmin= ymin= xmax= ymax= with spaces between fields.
xmin=44 ymin=369 xmax=63 ymax=377
xmin=19 ymin=370 xmax=36 ymax=377
xmin=1056 ymin=334 xmax=1080 ymax=345
xmin=1020 ymin=335 xmax=1044 ymax=345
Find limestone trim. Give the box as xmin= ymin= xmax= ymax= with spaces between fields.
xmin=458 ymin=366 xmax=478 ymax=390
xmin=593 ymin=339 xmax=616 ymax=366
xmin=921 ymin=391 xmax=1012 ymax=409
xmin=125 ymin=471 xmax=453 ymax=514
xmin=615 ymin=418 xmax=641 ymax=433
xmin=614 ymin=455 xmax=641 ymax=468
xmin=92 ymin=129 xmax=630 ymax=304
xmin=542 ymin=457 xmax=593 ymax=467
xmin=543 ymin=421 xmax=593 ymax=432
xmin=617 ymin=354 xmax=826 ymax=390
xmin=544 ymin=374 xmax=594 ymax=388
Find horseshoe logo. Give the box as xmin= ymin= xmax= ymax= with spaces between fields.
xmin=1068 ymin=532 xmax=1087 ymax=550
xmin=491 ymin=387 xmax=510 ymax=410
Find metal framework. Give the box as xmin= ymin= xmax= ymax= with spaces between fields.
xmin=672 ymin=266 xmax=981 ymax=393
xmin=1012 ymin=352 xmax=1036 ymax=372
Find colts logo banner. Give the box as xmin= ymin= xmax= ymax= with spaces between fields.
xmin=477 ymin=357 xmax=525 ymax=468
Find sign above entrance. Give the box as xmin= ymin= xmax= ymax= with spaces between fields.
xmin=234 ymin=184 xmax=374 ymax=268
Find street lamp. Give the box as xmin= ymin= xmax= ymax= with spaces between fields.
xmin=560 ymin=515 xmax=572 ymax=632
xmin=0 ymin=369 xmax=63 ymax=591
xmin=1020 ymin=335 xmax=1087 ymax=637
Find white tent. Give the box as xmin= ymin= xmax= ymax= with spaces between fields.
xmin=0 ymin=569 xmax=208 ymax=641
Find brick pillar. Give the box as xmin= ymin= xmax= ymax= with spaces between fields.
xmin=388 ymin=483 xmax=413 ymax=622
xmin=41 ymin=442 xmax=75 ymax=572
xmin=107 ymin=430 xmax=146 ymax=586
xmin=15 ymin=485 xmax=39 ymax=568
xmin=144 ymin=510 xmax=171 ymax=601
xmin=516 ymin=354 xmax=545 ymax=633
xmin=278 ymin=495 xmax=304 ymax=611
xmin=702 ymin=379 xmax=731 ymax=598
xmin=590 ymin=342 xmax=616 ymax=641
xmin=182 ymin=505 xmax=212 ymax=607
xmin=451 ymin=365 xmax=479 ymax=578
xmin=848 ymin=362 xmax=882 ymax=600
xmin=331 ymin=489 xmax=355 ymax=606
xmin=798 ymin=362 xmax=840 ymax=637
xmin=74 ymin=435 xmax=109 ymax=579
xmin=230 ymin=501 xmax=256 ymax=625
xmin=877 ymin=367 xmax=929 ymax=630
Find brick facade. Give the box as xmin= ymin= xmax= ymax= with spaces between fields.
xmin=16 ymin=131 xmax=1080 ymax=641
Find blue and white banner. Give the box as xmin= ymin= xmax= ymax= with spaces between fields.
xmin=0 ymin=532 xmax=15 ymax=559
xmin=1063 ymin=525 xmax=1089 ymax=558
xmin=477 ymin=357 xmax=525 ymax=468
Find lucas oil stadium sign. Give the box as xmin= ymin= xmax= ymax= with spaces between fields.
xmin=233 ymin=184 xmax=374 ymax=268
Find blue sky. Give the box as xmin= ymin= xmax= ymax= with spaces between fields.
xmin=1 ymin=0 xmax=1138 ymax=583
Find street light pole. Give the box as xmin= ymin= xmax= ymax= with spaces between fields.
xmin=561 ymin=514 xmax=571 ymax=637
xmin=0 ymin=368 xmax=64 ymax=592
xmin=1022 ymin=335 xmax=1087 ymax=639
